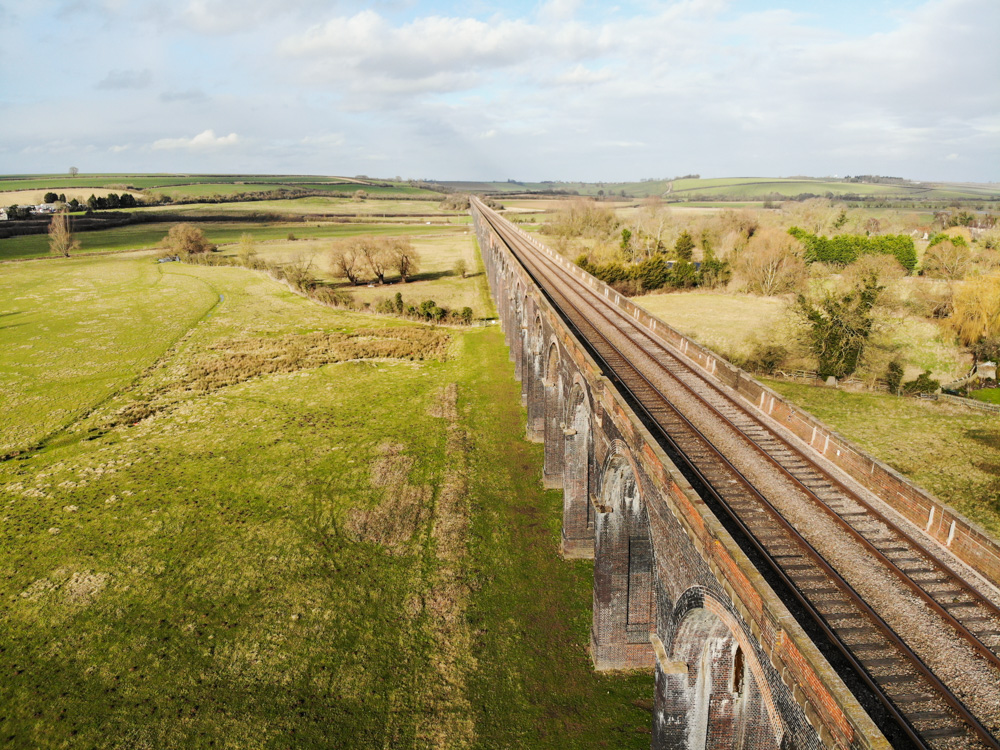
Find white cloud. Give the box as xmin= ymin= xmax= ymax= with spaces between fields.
xmin=2 ymin=0 xmax=997 ymax=181
xmin=152 ymin=129 xmax=240 ymax=150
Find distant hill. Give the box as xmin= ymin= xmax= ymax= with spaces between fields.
xmin=0 ymin=174 xmax=445 ymax=202
xmin=431 ymin=176 xmax=1000 ymax=203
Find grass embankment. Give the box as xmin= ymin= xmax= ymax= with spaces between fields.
xmin=762 ymin=381 xmax=1000 ymax=538
xmin=0 ymin=251 xmax=651 ymax=747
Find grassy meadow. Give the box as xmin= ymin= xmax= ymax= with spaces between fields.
xmin=1 ymin=245 xmax=652 ymax=748
xmin=0 ymin=221 xmax=453 ymax=263
xmin=149 ymin=196 xmax=461 ymax=219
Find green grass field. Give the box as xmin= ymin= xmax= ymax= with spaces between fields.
xmin=149 ymin=196 xmax=455 ymax=217
xmin=212 ymin=227 xmax=491 ymax=318
xmin=0 ymin=256 xmax=219 ymax=455
xmin=762 ymin=381 xmax=1000 ymax=538
xmin=0 ymin=221 xmax=453 ymax=262
xmin=434 ymin=177 xmax=1000 ymax=202
xmin=0 ymin=174 xmax=443 ymax=200
xmin=0 ymin=247 xmax=652 ymax=748
xmin=970 ymin=388 xmax=1000 ymax=404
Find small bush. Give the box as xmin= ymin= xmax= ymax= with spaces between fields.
xmin=884 ymin=359 xmax=904 ymax=395
xmin=736 ymin=343 xmax=788 ymax=375
xmin=903 ymin=370 xmax=940 ymax=395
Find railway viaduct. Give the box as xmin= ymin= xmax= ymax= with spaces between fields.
xmin=471 ymin=198 xmax=1000 ymax=750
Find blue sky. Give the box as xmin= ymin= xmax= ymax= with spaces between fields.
xmin=0 ymin=0 xmax=996 ymax=181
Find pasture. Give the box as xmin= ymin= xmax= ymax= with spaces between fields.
xmin=0 ymin=248 xmax=652 ymax=748
xmin=0 ymin=254 xmax=219 ymax=455
xmin=0 ymin=188 xmax=145 ymax=206
xmin=0 ymin=220 xmax=452 ymax=262
xmin=151 ymin=196 xmax=456 ymax=217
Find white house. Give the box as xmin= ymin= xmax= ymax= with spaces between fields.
xmin=0 ymin=209 xmax=7 ymax=221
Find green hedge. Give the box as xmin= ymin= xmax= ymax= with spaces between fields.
xmin=788 ymin=227 xmax=917 ymax=271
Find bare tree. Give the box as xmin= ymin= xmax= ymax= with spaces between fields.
xmin=385 ymin=238 xmax=420 ymax=282
xmin=48 ymin=209 xmax=79 ymax=257
xmin=734 ymin=228 xmax=807 ymax=296
xmin=68 ymin=166 xmax=79 ymax=177
xmin=328 ymin=241 xmax=364 ymax=285
xmin=283 ymin=253 xmax=315 ymax=291
xmin=237 ymin=233 xmax=258 ymax=265
xmin=923 ymin=239 xmax=973 ymax=280
xmin=357 ymin=236 xmax=390 ymax=284
xmin=631 ymin=198 xmax=672 ymax=259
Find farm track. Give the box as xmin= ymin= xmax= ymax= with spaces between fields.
xmin=473 ymin=199 xmax=1000 ymax=750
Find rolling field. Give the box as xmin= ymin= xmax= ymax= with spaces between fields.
xmin=0 ymin=175 xmax=443 ymax=200
xmin=0 ymin=221 xmax=451 ymax=262
xmin=1 ymin=247 xmax=652 ymax=748
xmin=0 ymin=188 xmax=145 ymax=205
xmin=632 ymin=291 xmax=787 ymax=358
xmin=435 ymin=177 xmax=1000 ymax=202
xmin=151 ymin=196 xmax=457 ymax=217
xmin=213 ymin=227 xmax=492 ymax=317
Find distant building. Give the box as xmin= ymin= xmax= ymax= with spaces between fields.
xmin=35 ymin=203 xmax=59 ymax=214
xmin=0 ymin=209 xmax=7 ymax=221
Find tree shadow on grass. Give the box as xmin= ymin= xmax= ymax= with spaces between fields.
xmin=0 ymin=311 xmax=25 ymax=331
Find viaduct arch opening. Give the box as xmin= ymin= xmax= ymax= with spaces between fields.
xmin=562 ymin=380 xmax=594 ymax=558
xmin=592 ymin=450 xmax=655 ymax=671
xmin=655 ymin=596 xmax=785 ymax=750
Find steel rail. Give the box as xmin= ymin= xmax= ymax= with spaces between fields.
xmin=475 ymin=199 xmax=1000 ymax=750
xmin=505 ymin=210 xmax=1000 ymax=677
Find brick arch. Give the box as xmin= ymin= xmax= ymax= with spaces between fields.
xmin=592 ymin=446 xmax=655 ymax=671
xmin=654 ymin=588 xmax=784 ymax=750
xmin=525 ymin=314 xmax=545 ymax=441
xmin=543 ymin=340 xmax=564 ymax=485
xmin=562 ymin=376 xmax=595 ymax=558
xmin=512 ymin=292 xmax=525 ymax=379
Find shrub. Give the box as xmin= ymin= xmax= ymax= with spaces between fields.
xmin=737 ymin=343 xmax=788 ymax=375
xmin=787 ymin=227 xmax=916 ymax=271
xmin=163 ymin=223 xmax=216 ymax=255
xmin=699 ymin=248 xmax=731 ymax=288
xmin=884 ymin=359 xmax=905 ymax=395
xmin=903 ymin=370 xmax=940 ymax=395
xmin=796 ymin=273 xmax=884 ymax=379
xmin=632 ymin=255 xmax=672 ymax=290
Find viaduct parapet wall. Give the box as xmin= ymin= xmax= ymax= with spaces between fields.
xmin=473 ymin=203 xmax=893 ymax=750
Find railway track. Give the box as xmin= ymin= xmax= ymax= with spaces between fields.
xmin=474 ymin=199 xmax=1000 ymax=750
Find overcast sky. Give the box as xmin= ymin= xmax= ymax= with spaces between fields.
xmin=1 ymin=0 xmax=996 ymax=182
